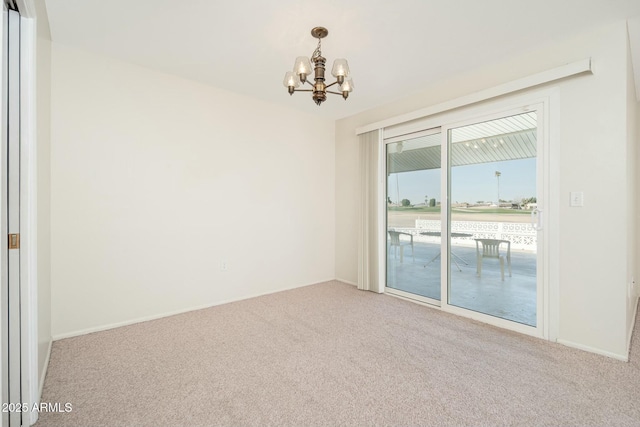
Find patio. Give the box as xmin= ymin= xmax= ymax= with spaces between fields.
xmin=387 ymin=239 xmax=537 ymax=326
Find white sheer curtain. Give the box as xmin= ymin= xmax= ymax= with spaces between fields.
xmin=358 ymin=129 xmax=383 ymax=293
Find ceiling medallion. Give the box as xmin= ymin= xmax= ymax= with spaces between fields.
xmin=283 ymin=27 xmax=353 ymax=106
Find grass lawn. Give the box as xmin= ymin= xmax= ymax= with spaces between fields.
xmin=387 ymin=206 xmax=441 ymax=213
xmin=387 ymin=206 xmax=531 ymax=215
xmin=452 ymin=208 xmax=531 ymax=215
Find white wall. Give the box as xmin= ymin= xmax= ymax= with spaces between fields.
xmin=50 ymin=44 xmax=335 ymax=338
xmin=555 ymin=23 xmax=628 ymax=359
xmin=336 ymin=21 xmax=632 ymax=358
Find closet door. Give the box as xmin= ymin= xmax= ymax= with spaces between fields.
xmin=1 ymin=7 xmax=22 ymax=427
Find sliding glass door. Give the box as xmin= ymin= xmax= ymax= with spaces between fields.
xmin=386 ymin=129 xmax=441 ymax=302
xmin=385 ymin=106 xmax=544 ymax=333
xmin=447 ymin=111 xmax=540 ymax=327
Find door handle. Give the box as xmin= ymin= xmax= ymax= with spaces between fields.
xmin=8 ymin=233 xmax=19 ymax=249
xmin=530 ymin=209 xmax=543 ymax=231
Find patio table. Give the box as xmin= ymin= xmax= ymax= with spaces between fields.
xmin=420 ymin=231 xmax=473 ymax=271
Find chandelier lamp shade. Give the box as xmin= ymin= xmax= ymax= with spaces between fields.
xmin=283 ymin=27 xmax=353 ymax=106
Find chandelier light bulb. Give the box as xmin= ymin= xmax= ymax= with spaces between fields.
xmin=341 ymin=78 xmax=354 ymax=91
xmin=340 ymin=78 xmax=354 ymax=100
xmin=331 ymin=58 xmax=350 ymax=84
xmin=340 ymin=79 xmax=354 ymax=100
xmin=293 ymin=56 xmax=312 ymax=82
xmin=283 ymin=71 xmax=300 ymax=94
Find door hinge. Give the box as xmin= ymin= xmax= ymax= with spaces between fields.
xmin=8 ymin=233 xmax=19 ymax=249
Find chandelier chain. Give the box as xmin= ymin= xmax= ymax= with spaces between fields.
xmin=311 ymin=38 xmax=322 ymax=60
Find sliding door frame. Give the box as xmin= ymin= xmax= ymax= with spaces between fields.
xmin=384 ymin=127 xmax=442 ymax=307
xmin=380 ymin=90 xmax=556 ymax=341
xmin=439 ymin=102 xmax=548 ymax=339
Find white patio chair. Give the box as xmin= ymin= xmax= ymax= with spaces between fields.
xmin=388 ymin=231 xmax=414 ymax=263
xmin=474 ymin=239 xmax=511 ymax=281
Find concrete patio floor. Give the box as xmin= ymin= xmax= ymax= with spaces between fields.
xmin=387 ymin=241 xmax=537 ymax=326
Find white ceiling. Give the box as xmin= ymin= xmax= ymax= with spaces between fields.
xmin=43 ymin=0 xmax=640 ymax=120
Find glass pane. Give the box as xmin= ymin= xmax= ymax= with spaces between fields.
xmin=386 ymin=131 xmax=441 ymax=300
xmin=448 ymin=112 xmax=537 ymax=326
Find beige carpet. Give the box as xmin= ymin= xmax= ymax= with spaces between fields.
xmin=36 ymin=281 xmax=640 ymax=426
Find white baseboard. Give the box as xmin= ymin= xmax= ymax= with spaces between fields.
xmin=627 ymin=296 xmax=639 ymax=357
xmin=556 ymin=338 xmax=628 ymax=362
xmin=39 ymin=338 xmax=52 ymax=399
xmin=52 ymin=279 xmax=336 ymax=341
xmin=335 ymin=277 xmax=357 ymax=287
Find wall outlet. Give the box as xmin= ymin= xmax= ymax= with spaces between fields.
xmin=220 ymin=261 xmax=228 ymax=272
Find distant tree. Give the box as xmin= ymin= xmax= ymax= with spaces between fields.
xmin=424 ymin=195 xmax=428 ymax=204
xmin=429 ymin=198 xmax=436 ymax=207
xmin=401 ymin=199 xmax=411 ymax=207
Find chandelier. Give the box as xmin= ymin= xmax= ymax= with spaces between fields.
xmin=283 ymin=27 xmax=353 ymax=106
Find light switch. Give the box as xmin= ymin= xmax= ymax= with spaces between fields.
xmin=570 ymin=191 xmax=584 ymax=207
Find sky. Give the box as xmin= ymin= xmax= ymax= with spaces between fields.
xmin=388 ymin=158 xmax=536 ymax=205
